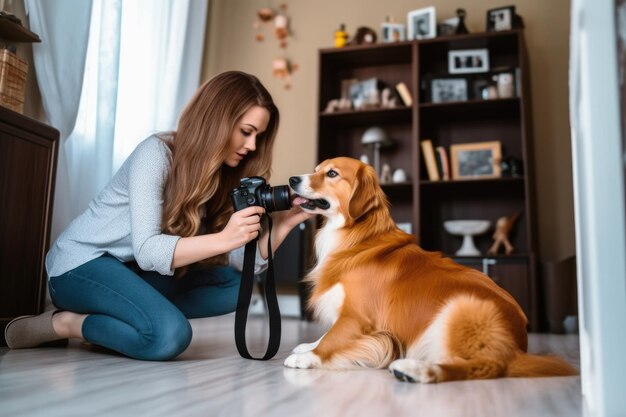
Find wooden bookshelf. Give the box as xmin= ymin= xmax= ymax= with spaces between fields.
xmin=317 ymin=29 xmax=540 ymax=330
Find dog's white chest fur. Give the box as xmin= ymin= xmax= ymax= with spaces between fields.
xmin=314 ymin=216 xmax=344 ymax=266
xmin=315 ymin=283 xmax=345 ymax=325
xmin=310 ymin=216 xmax=346 ymax=325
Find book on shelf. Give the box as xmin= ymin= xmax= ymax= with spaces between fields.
xmin=395 ymin=82 xmax=413 ymax=106
xmin=420 ymin=139 xmax=440 ymax=181
xmin=435 ymin=145 xmax=450 ymax=180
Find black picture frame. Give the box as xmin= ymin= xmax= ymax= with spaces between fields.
xmin=486 ymin=5 xmax=516 ymax=32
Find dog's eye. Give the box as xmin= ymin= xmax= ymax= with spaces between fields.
xmin=327 ymin=169 xmax=338 ymax=178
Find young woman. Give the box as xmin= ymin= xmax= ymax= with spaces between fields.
xmin=5 ymin=71 xmax=313 ymax=360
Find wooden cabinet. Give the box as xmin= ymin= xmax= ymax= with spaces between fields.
xmin=317 ymin=29 xmax=539 ymax=330
xmin=454 ymin=256 xmax=535 ymax=323
xmin=0 ymin=106 xmax=59 ymax=345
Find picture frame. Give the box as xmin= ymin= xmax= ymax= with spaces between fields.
xmin=407 ymin=6 xmax=436 ymax=40
xmin=381 ymin=22 xmax=406 ymax=43
xmin=486 ymin=5 xmax=516 ymax=32
xmin=437 ymin=16 xmax=458 ymax=36
xmin=348 ymin=77 xmax=380 ymax=109
xmin=450 ymin=141 xmax=502 ymax=179
xmin=449 ymin=49 xmax=490 ymax=74
xmin=431 ymin=78 xmax=467 ymax=103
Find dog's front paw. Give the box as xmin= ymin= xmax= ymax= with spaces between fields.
xmin=284 ymin=351 xmax=322 ymax=369
xmin=388 ymin=359 xmax=442 ymax=383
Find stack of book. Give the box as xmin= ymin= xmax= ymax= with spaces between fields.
xmin=420 ymin=139 xmax=450 ymax=181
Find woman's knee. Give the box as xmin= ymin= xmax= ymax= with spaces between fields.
xmin=140 ymin=313 xmax=192 ymax=361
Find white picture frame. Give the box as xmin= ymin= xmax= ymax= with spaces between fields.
xmin=381 ymin=22 xmax=406 ymax=43
xmin=448 ymin=49 xmax=490 ymax=74
xmin=407 ymin=6 xmax=436 ymax=40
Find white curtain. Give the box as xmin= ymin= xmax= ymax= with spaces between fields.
xmin=113 ymin=0 xmax=208 ymax=171
xmin=28 ymin=0 xmax=209 ymax=241
xmin=25 ymin=0 xmax=93 ymax=242
xmin=66 ymin=0 xmax=122 ymax=214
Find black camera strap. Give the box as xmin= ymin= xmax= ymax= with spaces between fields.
xmin=234 ymin=215 xmax=281 ymax=360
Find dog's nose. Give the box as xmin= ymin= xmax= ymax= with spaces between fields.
xmin=289 ymin=176 xmax=301 ymax=188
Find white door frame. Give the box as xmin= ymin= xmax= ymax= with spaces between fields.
xmin=570 ymin=0 xmax=626 ymax=416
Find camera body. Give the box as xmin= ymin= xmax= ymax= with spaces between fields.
xmin=231 ymin=176 xmax=291 ymax=213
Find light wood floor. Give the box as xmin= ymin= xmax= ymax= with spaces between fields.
xmin=0 ymin=314 xmax=582 ymax=417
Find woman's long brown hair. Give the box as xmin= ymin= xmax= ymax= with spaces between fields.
xmin=160 ymin=71 xmax=279 ymax=275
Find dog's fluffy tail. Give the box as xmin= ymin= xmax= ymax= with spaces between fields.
xmin=506 ymin=352 xmax=578 ymax=377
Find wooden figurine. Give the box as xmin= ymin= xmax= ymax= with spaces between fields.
xmin=487 ymin=212 xmax=521 ymax=255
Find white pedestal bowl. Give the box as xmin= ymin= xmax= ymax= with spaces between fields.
xmin=443 ymin=220 xmax=491 ymax=256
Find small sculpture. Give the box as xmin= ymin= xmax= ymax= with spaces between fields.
xmin=324 ymin=99 xmax=340 ymax=113
xmin=380 ymin=163 xmax=392 ymax=184
xmin=487 ymin=212 xmax=521 ymax=255
xmin=324 ymin=97 xmax=352 ymax=113
xmin=500 ymin=156 xmax=524 ymax=177
xmin=392 ymin=168 xmax=407 ymax=183
xmin=381 ymin=88 xmax=398 ymax=108
xmin=455 ymin=8 xmax=469 ymax=35
xmin=335 ymin=24 xmax=349 ymax=48
xmin=349 ymin=27 xmax=377 ymax=45
xmin=496 ymin=72 xmax=515 ymax=98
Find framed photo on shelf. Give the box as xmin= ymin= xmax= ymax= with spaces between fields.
xmin=437 ymin=16 xmax=459 ymax=36
xmin=486 ymin=5 xmax=516 ymax=32
xmin=450 ymin=141 xmax=502 ymax=179
xmin=407 ymin=6 xmax=436 ymax=40
xmin=348 ymin=78 xmax=380 ymax=109
xmin=449 ymin=49 xmax=489 ymax=74
xmin=381 ymin=22 xmax=406 ymax=42
xmin=431 ymin=78 xmax=467 ymax=103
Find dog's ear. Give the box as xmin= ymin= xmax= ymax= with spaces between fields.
xmin=348 ymin=164 xmax=380 ymax=220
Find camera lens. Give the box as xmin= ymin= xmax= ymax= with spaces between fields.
xmin=260 ymin=185 xmax=291 ymax=212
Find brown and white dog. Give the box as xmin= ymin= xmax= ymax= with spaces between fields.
xmin=285 ymin=157 xmax=577 ymax=383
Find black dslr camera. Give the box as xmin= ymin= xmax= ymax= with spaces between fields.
xmin=231 ymin=177 xmax=291 ymax=213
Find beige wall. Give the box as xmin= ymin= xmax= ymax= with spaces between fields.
xmin=203 ymin=0 xmax=575 ymax=263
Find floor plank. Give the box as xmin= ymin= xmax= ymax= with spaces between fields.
xmin=0 ymin=315 xmax=582 ymax=417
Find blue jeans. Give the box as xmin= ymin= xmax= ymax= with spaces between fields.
xmin=48 ymin=255 xmax=241 ymax=361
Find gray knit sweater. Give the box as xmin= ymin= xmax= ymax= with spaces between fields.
xmin=46 ymin=135 xmax=267 ymax=278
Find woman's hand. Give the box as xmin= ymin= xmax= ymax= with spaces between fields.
xmin=220 ymin=206 xmax=266 ymax=249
